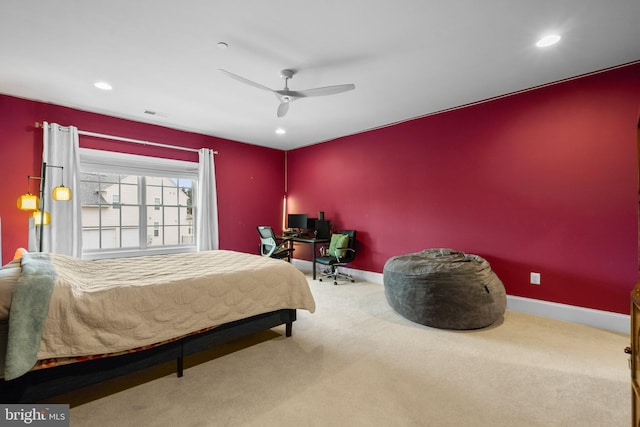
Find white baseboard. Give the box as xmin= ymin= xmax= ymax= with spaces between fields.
xmin=293 ymin=260 xmax=630 ymax=334
xmin=506 ymin=295 xmax=629 ymax=334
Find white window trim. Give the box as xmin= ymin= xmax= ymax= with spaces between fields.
xmin=79 ymin=148 xmax=198 ymax=259
xmin=79 ymin=148 xmax=198 ymax=178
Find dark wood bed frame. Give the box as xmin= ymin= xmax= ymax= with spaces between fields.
xmin=0 ymin=308 xmax=296 ymax=403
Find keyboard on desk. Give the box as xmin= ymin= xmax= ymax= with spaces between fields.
xmin=283 ymin=231 xmax=312 ymax=238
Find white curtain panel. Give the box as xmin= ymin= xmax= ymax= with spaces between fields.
xmin=196 ymin=148 xmax=219 ymax=251
xmin=42 ymin=122 xmax=82 ymax=256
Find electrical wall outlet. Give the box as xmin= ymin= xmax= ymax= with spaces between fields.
xmin=530 ymin=272 xmax=541 ymax=285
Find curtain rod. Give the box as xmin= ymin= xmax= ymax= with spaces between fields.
xmin=35 ymin=122 xmax=217 ymax=154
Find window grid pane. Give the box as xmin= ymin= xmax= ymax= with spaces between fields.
xmin=147 ymin=177 xmax=193 ymax=246
xmin=82 ymin=173 xmax=195 ymax=252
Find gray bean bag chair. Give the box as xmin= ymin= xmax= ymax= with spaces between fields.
xmin=383 ymin=248 xmax=506 ymax=330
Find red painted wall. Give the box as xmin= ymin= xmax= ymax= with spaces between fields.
xmin=0 ymin=95 xmax=285 ymax=262
xmin=2 ymin=63 xmax=638 ymax=315
xmin=288 ymin=63 xmax=640 ymax=314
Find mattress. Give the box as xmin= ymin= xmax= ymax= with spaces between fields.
xmin=2 ymin=250 xmax=315 ymax=379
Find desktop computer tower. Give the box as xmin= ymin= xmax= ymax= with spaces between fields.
xmin=315 ymin=220 xmax=331 ymax=239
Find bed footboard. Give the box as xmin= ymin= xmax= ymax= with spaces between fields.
xmin=0 ymin=309 xmax=297 ymax=403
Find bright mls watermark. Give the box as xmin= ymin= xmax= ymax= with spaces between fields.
xmin=1 ymin=405 xmax=69 ymax=426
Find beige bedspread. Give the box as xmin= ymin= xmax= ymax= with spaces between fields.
xmin=38 ymin=250 xmax=315 ymax=359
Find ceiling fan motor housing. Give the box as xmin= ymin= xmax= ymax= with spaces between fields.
xmin=280 ymin=69 xmax=295 ymax=79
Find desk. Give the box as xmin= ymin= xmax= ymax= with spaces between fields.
xmin=278 ymin=235 xmax=329 ymax=280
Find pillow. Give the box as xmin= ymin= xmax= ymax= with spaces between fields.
xmin=2 ymin=248 xmax=26 ymax=270
xmin=0 ymin=266 xmax=20 ymax=321
xmin=329 ymin=234 xmax=349 ymax=258
xmin=13 ymin=247 xmax=28 ymax=260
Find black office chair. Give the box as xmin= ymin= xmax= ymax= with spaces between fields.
xmin=316 ymin=230 xmax=357 ymax=285
xmin=257 ymin=226 xmax=294 ymax=261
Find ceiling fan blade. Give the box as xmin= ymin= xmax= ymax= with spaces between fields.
xmin=277 ymin=102 xmax=290 ymax=118
xmin=218 ymin=69 xmax=273 ymax=92
xmin=296 ymin=83 xmax=355 ymax=97
xmin=221 ymin=68 xmax=354 ymax=117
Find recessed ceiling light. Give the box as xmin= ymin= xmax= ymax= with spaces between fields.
xmin=275 ymin=128 xmax=286 ymax=135
xmin=94 ymin=81 xmax=113 ymax=91
xmin=536 ymin=34 xmax=561 ymax=48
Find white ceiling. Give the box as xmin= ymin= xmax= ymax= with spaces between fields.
xmin=1 ymin=1 xmax=639 ymax=151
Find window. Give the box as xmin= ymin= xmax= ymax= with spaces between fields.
xmin=79 ymin=148 xmax=199 ymax=258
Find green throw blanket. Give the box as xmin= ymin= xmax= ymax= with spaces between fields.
xmin=4 ymin=253 xmax=56 ymax=380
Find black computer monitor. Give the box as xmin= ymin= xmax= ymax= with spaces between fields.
xmin=287 ymin=213 xmax=308 ymax=230
xmin=306 ymin=217 xmax=317 ymax=231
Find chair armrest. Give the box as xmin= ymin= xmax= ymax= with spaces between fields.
xmin=335 ymin=247 xmax=355 ymax=262
xmin=276 ymin=241 xmax=292 ymax=250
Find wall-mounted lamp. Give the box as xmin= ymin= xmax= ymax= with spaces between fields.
xmin=16 ymin=162 xmax=72 ymax=251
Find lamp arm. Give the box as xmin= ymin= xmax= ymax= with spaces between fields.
xmin=18 ymin=160 xmax=71 ymax=252
xmin=39 ymin=161 xmax=46 ymax=252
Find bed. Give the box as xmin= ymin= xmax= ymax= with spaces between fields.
xmin=0 ymin=250 xmax=316 ymax=403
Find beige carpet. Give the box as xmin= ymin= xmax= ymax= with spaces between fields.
xmin=63 ymin=275 xmax=630 ymax=426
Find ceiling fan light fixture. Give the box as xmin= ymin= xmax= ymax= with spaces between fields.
xmin=536 ymin=34 xmax=561 ymax=48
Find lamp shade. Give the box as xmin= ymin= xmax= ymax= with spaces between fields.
xmin=52 ymin=185 xmax=72 ymax=201
xmin=32 ymin=210 xmax=51 ymax=226
xmin=17 ymin=193 xmax=38 ymax=210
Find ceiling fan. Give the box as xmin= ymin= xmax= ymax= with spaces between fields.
xmin=219 ymin=69 xmax=355 ymax=118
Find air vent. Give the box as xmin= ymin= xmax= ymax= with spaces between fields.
xmin=143 ymin=110 xmax=168 ymax=118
